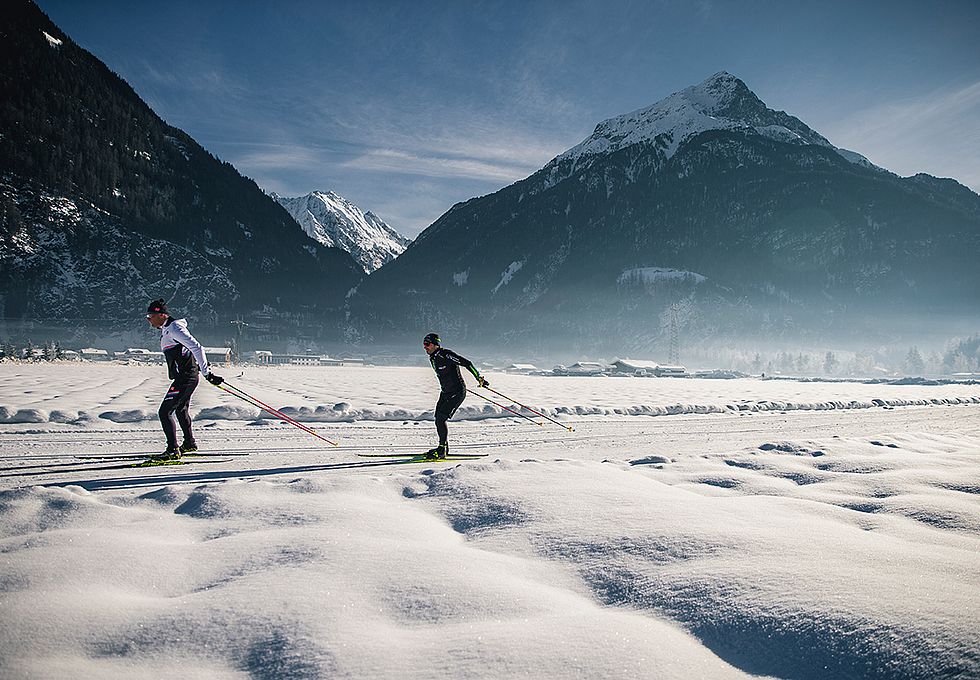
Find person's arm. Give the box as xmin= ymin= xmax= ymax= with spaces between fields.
xmin=444 ymin=349 xmax=489 ymax=386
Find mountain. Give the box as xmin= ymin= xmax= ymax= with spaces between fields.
xmin=350 ymin=72 xmax=980 ymax=357
xmin=0 ymin=1 xmax=363 ymax=345
xmin=273 ymin=191 xmax=410 ymax=273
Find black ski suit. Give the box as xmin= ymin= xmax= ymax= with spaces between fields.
xmin=428 ymin=347 xmax=481 ymax=449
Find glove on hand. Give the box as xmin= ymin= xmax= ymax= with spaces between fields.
xmin=206 ymin=373 xmax=224 ymax=386
xmin=478 ymin=376 xmax=490 ymax=388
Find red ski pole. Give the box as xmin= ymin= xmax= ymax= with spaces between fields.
xmin=216 ymin=381 xmax=338 ymax=446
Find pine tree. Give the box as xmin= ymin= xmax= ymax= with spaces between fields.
xmin=903 ymin=347 xmax=925 ymax=376
xmin=823 ymin=351 xmax=838 ymax=375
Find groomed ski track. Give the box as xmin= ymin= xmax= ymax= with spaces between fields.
xmin=1 ymin=403 xmax=977 ymax=491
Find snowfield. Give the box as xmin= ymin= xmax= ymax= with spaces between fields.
xmin=1 ymin=363 xmax=979 ymax=679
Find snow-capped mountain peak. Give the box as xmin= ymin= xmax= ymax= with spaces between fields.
xmin=557 ymin=72 xmax=871 ymax=170
xmin=274 ymin=191 xmax=410 ymax=273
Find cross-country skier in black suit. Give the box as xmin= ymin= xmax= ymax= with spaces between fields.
xmin=422 ymin=332 xmax=488 ymax=459
xmin=145 ymin=299 xmax=223 ymax=460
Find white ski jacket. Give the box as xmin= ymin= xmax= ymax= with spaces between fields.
xmin=159 ymin=317 xmax=211 ymax=380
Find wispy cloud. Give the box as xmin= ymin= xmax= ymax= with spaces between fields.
xmin=824 ymin=80 xmax=980 ymax=191
xmin=342 ymin=148 xmax=537 ymax=183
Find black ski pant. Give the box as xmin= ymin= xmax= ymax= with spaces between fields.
xmin=434 ymin=389 xmax=466 ymax=447
xmin=159 ymin=375 xmax=199 ymax=449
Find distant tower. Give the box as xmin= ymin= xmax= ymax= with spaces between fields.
xmin=668 ymin=305 xmax=679 ymax=365
xmin=230 ymin=318 xmax=248 ymax=363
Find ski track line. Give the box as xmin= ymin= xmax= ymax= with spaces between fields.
xmin=0 ymin=434 xmax=603 ymax=463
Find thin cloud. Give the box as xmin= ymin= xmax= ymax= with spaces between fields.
xmin=825 ymin=80 xmax=980 ymax=190
xmin=342 ymin=148 xmax=538 ymax=184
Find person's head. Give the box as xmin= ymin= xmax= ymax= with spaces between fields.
xmin=145 ymin=299 xmax=169 ymax=328
xmin=423 ymin=332 xmax=440 ymax=355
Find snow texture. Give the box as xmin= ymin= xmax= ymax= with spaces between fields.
xmin=1 ymin=363 xmax=979 ymax=678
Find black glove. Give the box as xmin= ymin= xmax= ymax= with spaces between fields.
xmin=478 ymin=376 xmax=490 ymax=388
xmin=206 ymin=372 xmax=224 ymax=386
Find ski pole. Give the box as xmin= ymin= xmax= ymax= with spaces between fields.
xmin=215 ymin=381 xmax=338 ymax=446
xmin=219 ymin=382 xmax=333 ymax=443
xmin=482 ymin=385 xmax=574 ymax=432
xmin=467 ymin=389 xmax=542 ymax=426
xmin=221 ymin=382 xmax=338 ymax=446
xmin=221 ymin=382 xmax=336 ymax=445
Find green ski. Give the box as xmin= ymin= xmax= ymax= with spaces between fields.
xmin=356 ymin=452 xmax=488 ymax=461
xmin=131 ymin=457 xmax=235 ymax=468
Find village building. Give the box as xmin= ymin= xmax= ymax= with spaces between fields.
xmin=204 ymin=347 xmax=232 ymax=366
xmin=609 ymin=358 xmax=661 ymax=376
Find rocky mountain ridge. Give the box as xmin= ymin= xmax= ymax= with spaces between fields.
xmin=349 ymin=73 xmax=980 ymax=355
xmin=274 ymin=191 xmax=409 ymax=273
xmin=0 ymin=0 xmax=363 ymax=344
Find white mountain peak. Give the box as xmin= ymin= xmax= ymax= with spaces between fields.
xmin=558 ymin=72 xmax=872 ymax=170
xmin=275 ymin=190 xmax=410 ymax=273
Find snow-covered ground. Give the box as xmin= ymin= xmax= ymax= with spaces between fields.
xmin=1 ymin=363 xmax=979 ymax=678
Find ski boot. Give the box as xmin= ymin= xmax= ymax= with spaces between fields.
xmin=179 ymin=440 xmax=199 ymax=454
xmin=150 ymin=447 xmax=182 ymax=462
xmin=422 ymin=444 xmax=448 ymax=460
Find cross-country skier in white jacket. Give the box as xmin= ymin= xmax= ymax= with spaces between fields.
xmin=145 ymin=299 xmax=223 ymax=460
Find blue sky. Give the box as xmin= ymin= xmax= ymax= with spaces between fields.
xmin=40 ymin=0 xmax=980 ymax=238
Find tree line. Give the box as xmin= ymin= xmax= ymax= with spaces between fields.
xmin=0 ymin=340 xmax=66 ymax=361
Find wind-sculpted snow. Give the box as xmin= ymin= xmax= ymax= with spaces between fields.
xmin=405 ymin=440 xmax=980 ymax=679
xmin=0 ymin=478 xmax=756 ymax=678
xmin=9 ymin=393 xmax=980 ymax=425
xmin=2 ymin=363 xmax=978 ymax=426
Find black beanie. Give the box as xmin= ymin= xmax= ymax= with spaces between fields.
xmin=147 ymin=299 xmax=168 ymax=315
xmin=423 ymin=332 xmax=440 ymax=346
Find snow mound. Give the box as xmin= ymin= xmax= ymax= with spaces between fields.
xmin=98 ymin=409 xmax=150 ymax=423
xmin=406 ymin=448 xmax=980 ymax=678
xmin=0 ymin=407 xmax=48 ymax=423
xmin=0 ymin=477 xmax=753 ymax=678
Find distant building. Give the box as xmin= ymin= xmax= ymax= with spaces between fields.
xmin=506 ymin=363 xmax=538 ymax=373
xmin=610 ymin=359 xmax=661 ymax=376
xmin=653 ymin=365 xmax=688 ymax=377
xmin=250 ymin=351 xmax=326 ymax=366
xmin=565 ymin=362 xmax=609 ymax=376
xmin=204 ymin=347 xmax=232 ymax=366
xmin=124 ymin=348 xmax=165 ymax=363
xmin=79 ymin=348 xmax=111 ymax=361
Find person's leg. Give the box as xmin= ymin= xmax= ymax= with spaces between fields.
xmin=435 ymin=416 xmax=449 ymax=448
xmin=432 ymin=391 xmax=465 ymax=456
xmin=158 ymin=383 xmax=181 ymax=452
xmin=173 ymin=377 xmax=199 ymax=449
